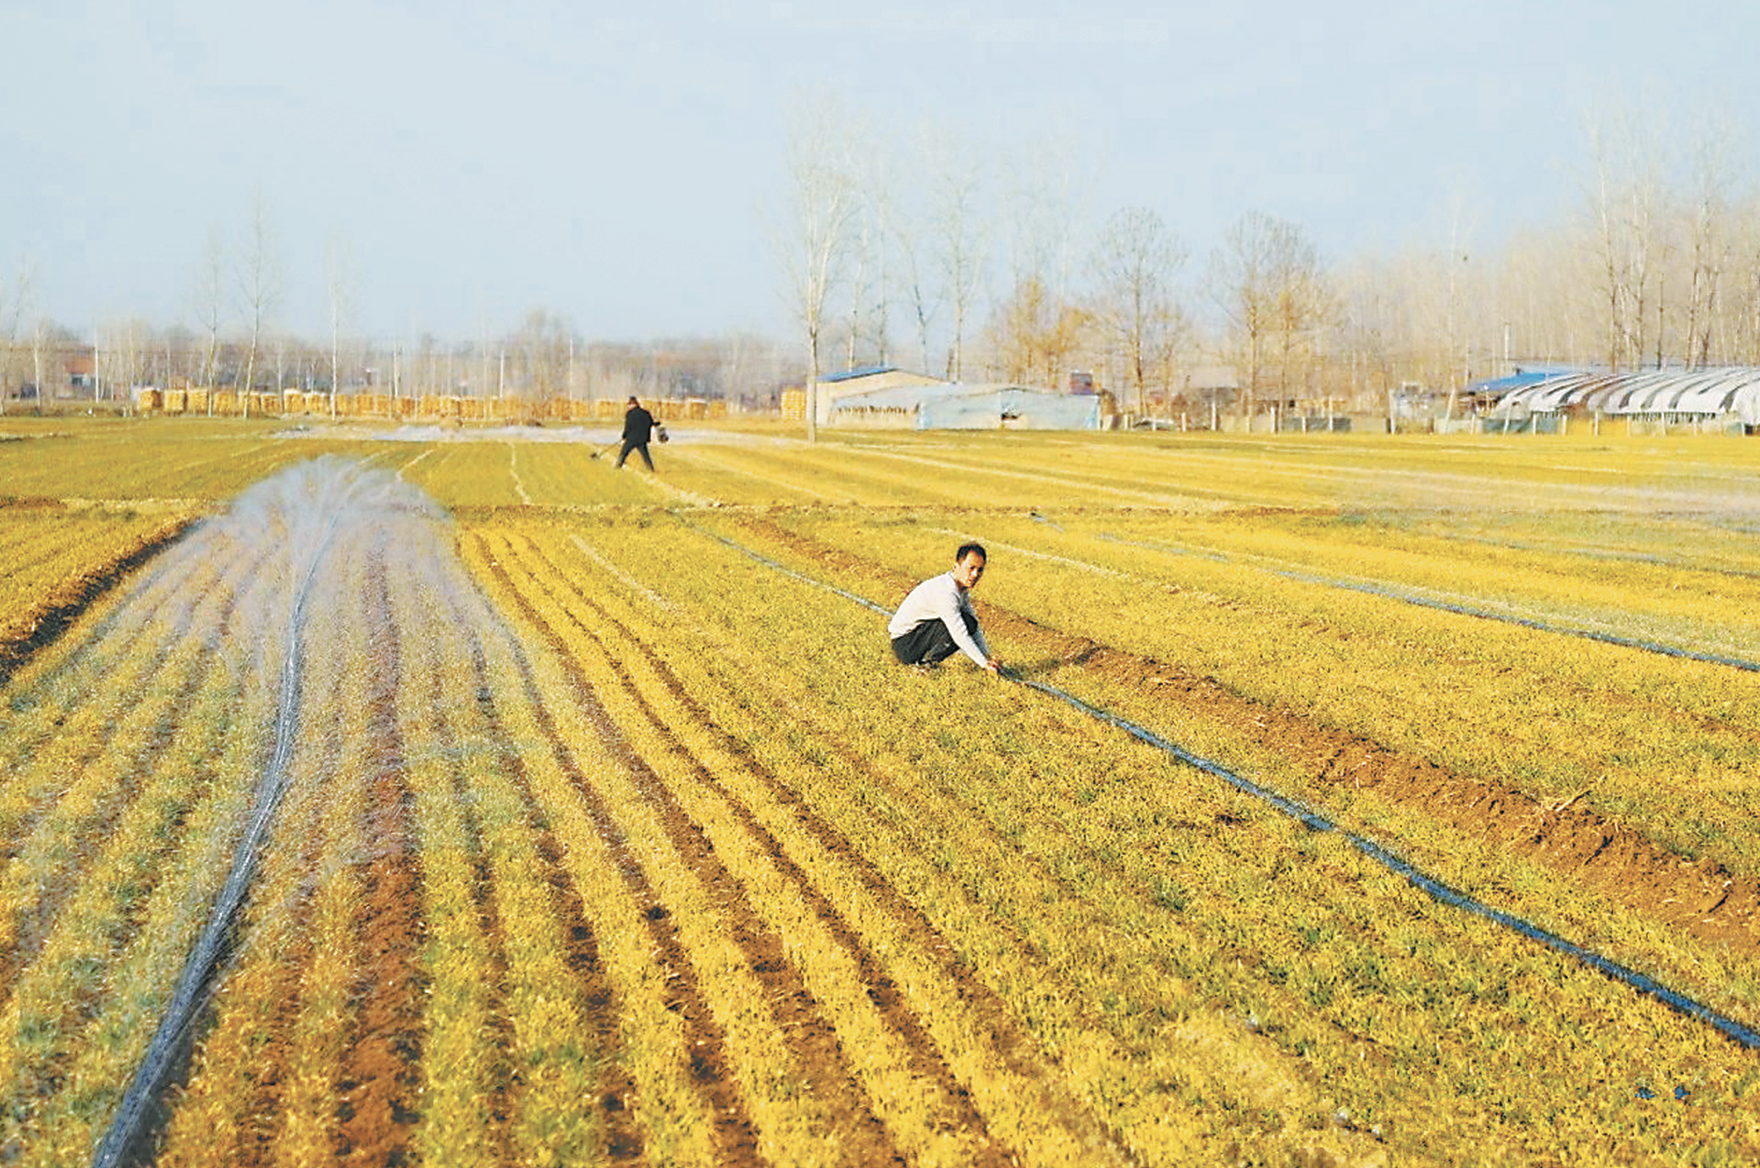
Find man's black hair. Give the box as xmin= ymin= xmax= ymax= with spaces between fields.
xmin=955 ymin=542 xmax=986 ymax=562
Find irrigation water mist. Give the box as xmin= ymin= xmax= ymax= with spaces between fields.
xmin=686 ymin=519 xmax=1760 ymax=1052
xmin=92 ymin=457 xmax=449 ymax=1168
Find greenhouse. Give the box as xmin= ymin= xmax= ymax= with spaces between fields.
xmin=1488 ymin=368 xmax=1760 ymax=427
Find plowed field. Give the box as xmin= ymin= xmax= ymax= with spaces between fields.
xmin=4 ymin=419 xmax=1759 ymax=1167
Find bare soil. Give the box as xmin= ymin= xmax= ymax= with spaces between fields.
xmin=335 ymin=555 xmax=426 ymax=1166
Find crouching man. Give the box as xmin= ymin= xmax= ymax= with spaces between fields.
xmin=888 ymin=542 xmax=1003 ymax=675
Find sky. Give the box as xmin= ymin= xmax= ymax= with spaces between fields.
xmin=4 ymin=0 xmax=1758 ymax=347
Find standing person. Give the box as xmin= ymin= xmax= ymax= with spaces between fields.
xmin=888 ymin=543 xmax=1003 ymax=674
xmin=616 ymin=396 xmax=657 ymax=470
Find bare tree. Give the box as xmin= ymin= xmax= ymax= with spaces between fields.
xmin=1208 ymin=211 xmax=1326 ymax=422
xmin=326 ymin=237 xmax=354 ymax=420
xmin=1090 ymin=206 xmax=1188 ymax=416
xmin=97 ymin=316 xmax=152 ymax=411
xmin=1273 ymin=238 xmax=1330 ymax=409
xmin=271 ymin=329 xmax=292 ymax=394
xmin=509 ymin=308 xmax=576 ymax=409
xmin=30 ymin=316 xmax=48 ymax=409
xmin=1435 ymin=200 xmax=1476 ymax=417
xmin=0 ymin=263 xmax=34 ymax=414
xmin=193 ymin=226 xmax=226 ymax=412
xmin=843 ymin=117 xmax=894 ymax=370
xmin=1726 ymin=197 xmax=1760 ymax=363
xmin=1207 ymin=211 xmax=1279 ymax=419
xmin=920 ymin=124 xmax=988 ymax=381
xmin=1678 ymin=112 xmax=1740 ymax=368
xmin=889 ymin=128 xmax=941 ymax=376
xmin=1332 ymin=255 xmax=1405 ymax=420
xmin=772 ymin=89 xmax=858 ymax=442
xmin=1585 ymin=104 xmax=1667 ymax=372
xmin=235 ymin=190 xmax=283 ymax=418
xmin=1000 ymin=131 xmax=1082 ymax=323
xmin=988 ymin=275 xmax=1095 ymax=388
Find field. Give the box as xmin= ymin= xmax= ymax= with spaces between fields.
xmin=3 ymin=416 xmax=1759 ymax=1166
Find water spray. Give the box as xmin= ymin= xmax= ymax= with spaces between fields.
xmin=91 ymin=459 xmax=439 ymax=1168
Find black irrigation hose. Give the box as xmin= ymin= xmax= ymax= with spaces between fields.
xmin=91 ymin=513 xmax=343 ymax=1168
xmin=1095 ymin=531 xmax=1760 ymax=674
xmin=1008 ymin=676 xmax=1760 ymax=1050
xmin=687 ymin=519 xmax=1760 ymax=1051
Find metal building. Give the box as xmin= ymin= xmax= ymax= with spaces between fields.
xmin=827 ymin=380 xmax=1103 ymax=430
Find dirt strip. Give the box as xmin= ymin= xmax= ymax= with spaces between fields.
xmin=336 ymin=553 xmax=426 ymax=1166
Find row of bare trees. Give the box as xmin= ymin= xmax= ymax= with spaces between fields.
xmin=776 ymin=93 xmax=1760 ymax=428
xmin=5 ymin=315 xmax=789 ymax=417
xmin=5 ymin=184 xmax=790 ymax=414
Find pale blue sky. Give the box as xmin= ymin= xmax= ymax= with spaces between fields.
xmin=4 ymin=0 xmax=1756 ymax=345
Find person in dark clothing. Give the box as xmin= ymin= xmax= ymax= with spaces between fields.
xmin=617 ymin=396 xmax=657 ymax=470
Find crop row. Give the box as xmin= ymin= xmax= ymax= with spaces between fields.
xmin=9 ymin=416 xmax=1758 ymax=521
xmin=0 ymin=495 xmax=291 ymax=1165
xmin=736 ymin=506 xmax=1760 ymax=889
xmin=0 ymin=421 xmax=368 ymax=501
xmin=456 ymin=513 xmax=1760 ymax=1164
xmin=695 ymin=510 xmax=1760 ymax=1025
xmin=0 ymin=501 xmax=200 ymax=680
xmin=640 ymin=429 xmax=1760 ymax=517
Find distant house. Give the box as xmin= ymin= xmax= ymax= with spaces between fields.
xmin=64 ymin=353 xmax=95 ymax=394
xmin=5 ymin=346 xmax=95 ymax=401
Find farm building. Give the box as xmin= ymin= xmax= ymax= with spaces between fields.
xmin=1481 ymin=367 xmax=1760 ymax=428
xmin=811 ymin=365 xmax=948 ymax=425
xmin=827 ymin=379 xmax=1102 ymax=430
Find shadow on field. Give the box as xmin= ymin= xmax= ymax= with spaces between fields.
xmin=998 ymin=657 xmax=1067 ymax=680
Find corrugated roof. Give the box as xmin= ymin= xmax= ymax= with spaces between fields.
xmin=821 ymin=364 xmax=899 ymax=383
xmin=1467 ymin=370 xmax=1572 ymax=394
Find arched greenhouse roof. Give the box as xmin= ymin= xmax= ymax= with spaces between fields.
xmin=1494 ymin=368 xmax=1760 ymax=424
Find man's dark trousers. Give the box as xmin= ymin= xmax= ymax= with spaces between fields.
xmin=891 ymin=611 xmax=978 ymax=666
